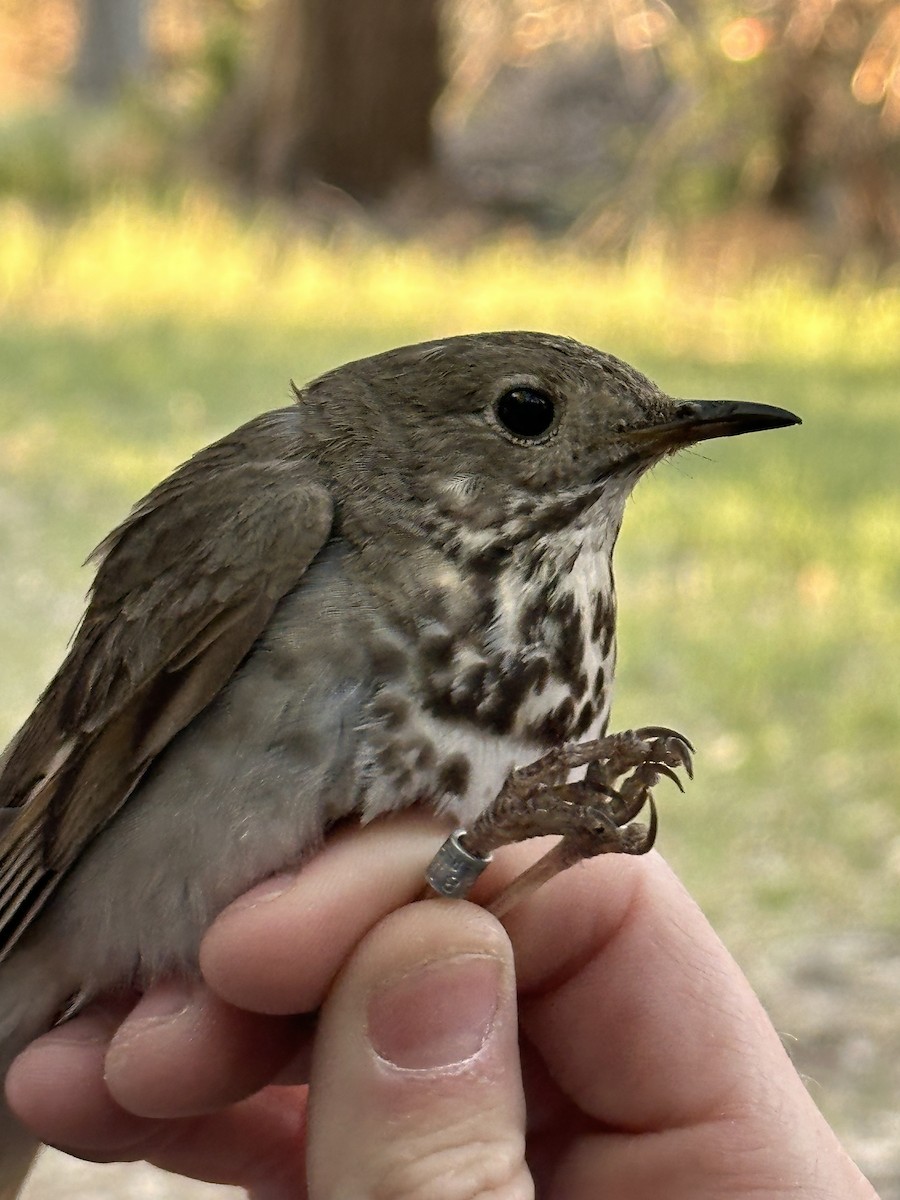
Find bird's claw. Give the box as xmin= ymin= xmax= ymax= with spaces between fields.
xmin=616 ymin=795 xmax=658 ymax=855
xmin=633 ymin=725 xmax=696 ymax=755
xmin=647 ymin=760 xmax=685 ymax=793
xmin=634 ymin=725 xmax=695 ymax=779
xmin=462 ymin=724 xmax=694 ymax=864
xmin=438 ymin=727 xmax=693 ymax=917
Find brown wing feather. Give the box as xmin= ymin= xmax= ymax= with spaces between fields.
xmin=0 ymin=408 xmax=333 ymax=962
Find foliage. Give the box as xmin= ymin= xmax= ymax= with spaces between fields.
xmin=0 ymin=101 xmax=179 ymax=209
xmin=2 ymin=1 xmax=898 ymax=258
xmin=1 ymin=195 xmax=898 ymax=954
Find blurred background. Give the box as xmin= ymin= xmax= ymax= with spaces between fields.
xmin=1 ymin=1 xmax=898 ymax=1196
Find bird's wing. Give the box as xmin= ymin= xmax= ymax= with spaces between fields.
xmin=0 ymin=413 xmax=334 ymax=963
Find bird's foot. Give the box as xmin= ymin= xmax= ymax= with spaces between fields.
xmin=425 ymin=727 xmax=693 ymax=917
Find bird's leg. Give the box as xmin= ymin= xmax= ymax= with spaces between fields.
xmin=464 ymin=726 xmax=692 ymax=859
xmin=483 ymin=787 xmax=661 ymax=919
xmin=424 ymin=727 xmax=694 ymax=915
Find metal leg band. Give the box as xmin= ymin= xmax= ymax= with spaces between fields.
xmin=424 ymin=829 xmax=491 ymax=899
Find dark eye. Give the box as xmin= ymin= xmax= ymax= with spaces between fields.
xmin=494 ymin=387 xmax=557 ymax=440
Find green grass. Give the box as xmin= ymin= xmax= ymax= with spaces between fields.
xmin=1 ymin=193 xmax=898 ymax=954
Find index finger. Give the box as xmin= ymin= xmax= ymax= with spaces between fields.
xmin=200 ymin=810 xmax=455 ymax=1013
xmin=493 ymin=848 xmax=872 ymax=1197
xmin=496 ymin=850 xmax=783 ymax=1129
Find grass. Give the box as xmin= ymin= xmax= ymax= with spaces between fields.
xmin=1 ymin=191 xmax=898 ymax=955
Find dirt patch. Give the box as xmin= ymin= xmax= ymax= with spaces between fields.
xmin=751 ymin=931 xmax=900 ymax=1199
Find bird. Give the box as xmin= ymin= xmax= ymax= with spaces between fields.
xmin=0 ymin=331 xmax=800 ymax=1196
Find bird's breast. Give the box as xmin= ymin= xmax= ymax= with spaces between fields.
xmin=356 ymin=528 xmax=618 ymax=825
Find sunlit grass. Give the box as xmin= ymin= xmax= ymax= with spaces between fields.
xmin=3 ymin=190 xmax=900 ymax=363
xmin=1 ymin=192 xmax=898 ymax=954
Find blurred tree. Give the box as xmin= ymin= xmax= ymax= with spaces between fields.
xmin=565 ymin=0 xmax=900 ymax=264
xmin=71 ymin=0 xmax=148 ymax=101
xmin=762 ymin=0 xmax=900 ymax=260
xmin=5 ymin=0 xmax=896 ymax=261
xmin=206 ymin=0 xmax=444 ymax=202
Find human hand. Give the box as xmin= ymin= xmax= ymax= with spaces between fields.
xmin=6 ymin=811 xmax=878 ymax=1198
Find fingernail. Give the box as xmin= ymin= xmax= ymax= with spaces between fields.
xmin=367 ymin=954 xmax=501 ymax=1071
xmin=40 ymin=994 xmax=135 ymax=1045
xmin=129 ymin=979 xmax=192 ymax=1024
xmin=42 ymin=1013 xmax=116 ymax=1045
xmin=226 ymin=871 xmax=298 ymax=912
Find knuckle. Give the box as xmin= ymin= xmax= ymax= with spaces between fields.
xmin=370 ymin=1133 xmax=532 ymax=1200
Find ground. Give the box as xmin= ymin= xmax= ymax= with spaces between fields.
xmin=3 ymin=195 xmax=899 ymax=1199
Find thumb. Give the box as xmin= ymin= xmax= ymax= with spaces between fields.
xmin=306 ymin=899 xmax=531 ymax=1200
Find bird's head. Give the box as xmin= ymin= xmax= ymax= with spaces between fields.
xmin=303 ymin=331 xmax=800 ymax=543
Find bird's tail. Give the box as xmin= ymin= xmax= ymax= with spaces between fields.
xmin=0 ymin=941 xmax=74 ymax=1200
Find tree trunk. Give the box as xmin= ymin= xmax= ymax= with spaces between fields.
xmin=71 ymin=0 xmax=148 ymax=102
xmin=767 ymin=81 xmax=815 ymax=212
xmin=207 ymin=0 xmax=444 ymax=203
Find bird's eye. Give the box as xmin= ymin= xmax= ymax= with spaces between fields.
xmin=494 ymin=387 xmax=557 ymax=440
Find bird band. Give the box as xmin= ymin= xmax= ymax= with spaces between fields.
xmin=425 ymin=830 xmax=491 ymax=899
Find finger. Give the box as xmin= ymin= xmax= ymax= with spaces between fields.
xmin=307 ymin=900 xmax=531 ymax=1200
xmin=5 ymin=1000 xmax=151 ymax=1155
xmin=140 ymin=1088 xmax=310 ymax=1196
xmin=7 ymin=1011 xmax=309 ymax=1194
xmin=200 ymin=809 xmax=452 ymax=1014
xmin=104 ymin=979 xmax=311 ymax=1117
xmin=500 ymin=851 xmax=794 ymax=1128
xmin=495 ymin=850 xmax=874 ymax=1197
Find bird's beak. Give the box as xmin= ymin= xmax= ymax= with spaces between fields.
xmin=627 ymin=399 xmax=801 ymax=452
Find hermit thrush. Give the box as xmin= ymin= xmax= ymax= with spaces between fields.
xmin=0 ymin=332 xmax=799 ymax=1195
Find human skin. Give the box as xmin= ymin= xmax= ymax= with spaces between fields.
xmin=5 ymin=812 xmax=879 ymax=1199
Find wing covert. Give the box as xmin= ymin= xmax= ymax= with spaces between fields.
xmin=0 ymin=410 xmax=333 ymax=962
